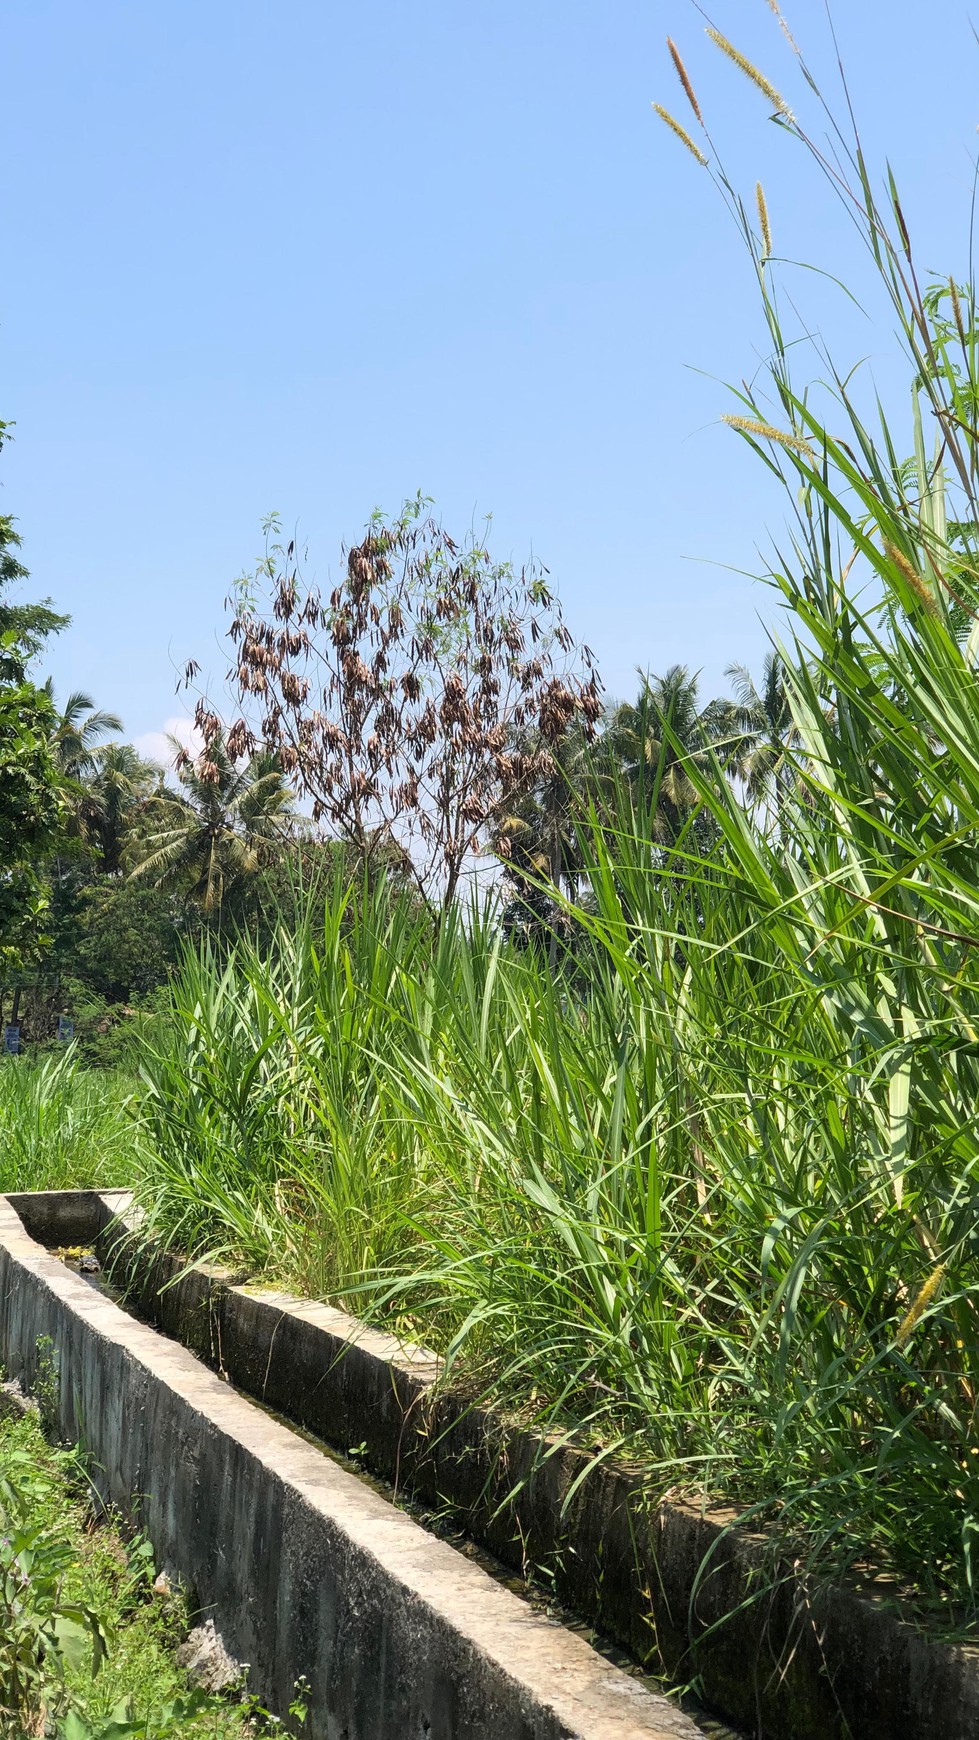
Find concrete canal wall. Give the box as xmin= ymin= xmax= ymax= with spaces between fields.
xmin=0 ymin=1193 xmax=697 ymax=1740
xmin=5 ymin=1190 xmax=979 ymax=1740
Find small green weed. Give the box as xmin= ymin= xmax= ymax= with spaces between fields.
xmin=0 ymin=1412 xmax=254 ymax=1738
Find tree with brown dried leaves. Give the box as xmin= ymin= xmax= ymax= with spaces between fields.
xmin=189 ymin=495 xmax=601 ymax=917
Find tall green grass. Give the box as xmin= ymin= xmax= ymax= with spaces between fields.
xmin=0 ymin=1049 xmax=137 ymax=1193
xmin=133 ymin=17 xmax=979 ymax=1619
xmin=134 ymin=889 xmax=440 ymax=1300
xmin=133 ymin=799 xmax=979 ymax=1616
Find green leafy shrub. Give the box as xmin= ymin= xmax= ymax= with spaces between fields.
xmin=0 ymin=1412 xmax=255 ymax=1738
xmin=0 ymin=1447 xmax=107 ymax=1734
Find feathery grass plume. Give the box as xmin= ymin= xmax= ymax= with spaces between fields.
xmin=652 ymin=104 xmax=708 ymax=167
xmin=722 ymin=413 xmax=813 ymax=458
xmin=950 ymin=277 xmax=967 ymax=348
xmin=884 ymin=540 xmax=940 ymax=617
xmin=706 ymin=28 xmax=795 ymax=121
xmin=765 ymin=0 xmax=800 ymax=52
xmin=756 ymin=181 xmax=773 ymax=258
xmin=895 ymin=1263 xmax=947 ymax=1345
xmin=667 ymin=37 xmax=703 ymax=126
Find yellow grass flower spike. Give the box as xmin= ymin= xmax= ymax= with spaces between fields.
xmin=652 ymin=105 xmax=708 ymax=167
xmin=706 ymin=28 xmax=795 ymax=122
xmin=722 ymin=414 xmax=814 ymax=459
xmin=895 ymin=1264 xmax=947 ymax=1346
xmin=756 ymin=182 xmax=773 ymax=259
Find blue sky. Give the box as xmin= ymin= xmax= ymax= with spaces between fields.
xmin=5 ymin=0 xmax=979 ymax=760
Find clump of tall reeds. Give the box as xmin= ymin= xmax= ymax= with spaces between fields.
xmin=0 ymin=1048 xmax=137 ymax=1192
xmin=132 ymin=7 xmax=979 ymax=1621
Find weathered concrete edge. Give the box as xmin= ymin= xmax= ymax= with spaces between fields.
xmin=56 ymin=1187 xmax=979 ymax=1740
xmin=18 ymin=1190 xmax=979 ymax=1739
xmin=0 ymin=1195 xmax=697 ymax=1740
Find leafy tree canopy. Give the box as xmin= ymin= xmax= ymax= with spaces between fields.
xmin=0 ymin=420 xmax=68 ymax=973
xmin=0 ymin=420 xmax=67 ymax=680
xmin=131 ymin=737 xmax=294 ymax=914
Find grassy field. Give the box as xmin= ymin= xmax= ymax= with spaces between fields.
xmin=123 ymin=737 xmax=979 ymax=1623
xmin=123 ymin=83 xmax=979 ymax=1615
xmin=0 ymin=1051 xmax=136 ymax=1194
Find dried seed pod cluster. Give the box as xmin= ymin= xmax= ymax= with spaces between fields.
xmin=192 ymin=498 xmax=602 ymax=909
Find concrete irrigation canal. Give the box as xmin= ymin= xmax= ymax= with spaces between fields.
xmin=0 ymin=1190 xmax=975 ymax=1739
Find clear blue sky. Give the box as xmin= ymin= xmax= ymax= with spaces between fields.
xmin=5 ymin=0 xmax=979 ymax=758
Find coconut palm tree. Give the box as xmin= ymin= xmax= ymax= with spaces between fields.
xmin=494 ymin=721 xmax=591 ymax=894
xmin=45 ymin=685 xmax=124 ymax=781
xmin=493 ymin=721 xmax=593 ymax=961
xmin=41 ymin=685 xmax=126 ymax=867
xmin=603 ymin=666 xmax=739 ymax=845
xmin=131 ymin=738 xmax=294 ymax=914
xmin=84 ymin=742 xmax=162 ymax=876
xmin=725 ymin=653 xmax=802 ymax=812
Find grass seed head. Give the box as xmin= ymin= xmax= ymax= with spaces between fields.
xmin=722 ymin=413 xmax=813 ymax=459
xmin=667 ymin=37 xmax=703 ymax=126
xmin=884 ymin=540 xmax=941 ymax=617
xmin=896 ymin=1263 xmax=947 ymax=1346
xmin=706 ymin=28 xmax=795 ymax=122
xmin=652 ymin=104 xmax=708 ymax=167
xmin=765 ymin=0 xmax=800 ymax=52
xmin=950 ymin=277 xmax=967 ymax=347
xmin=756 ymin=182 xmax=773 ymax=259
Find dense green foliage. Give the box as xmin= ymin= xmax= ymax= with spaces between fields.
xmin=0 ymin=1409 xmax=252 ymax=1737
xmin=0 ymin=420 xmax=66 ymax=672
xmin=0 ymin=681 xmax=64 ymax=974
xmin=0 ymin=1051 xmax=135 ymax=1192
xmin=0 ymin=423 xmax=67 ymax=977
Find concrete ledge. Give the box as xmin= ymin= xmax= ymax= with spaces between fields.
xmin=0 ymin=1194 xmax=698 ymax=1740
xmin=106 ymin=1196 xmax=979 ymax=1738
xmin=19 ymin=1191 xmax=979 ymax=1740
xmin=7 ymin=1188 xmax=133 ymax=1249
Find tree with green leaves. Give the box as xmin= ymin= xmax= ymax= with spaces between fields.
xmin=602 ymin=665 xmax=738 ymax=846
xmin=40 ymin=685 xmax=130 ymax=869
xmin=725 ymin=653 xmax=801 ymax=813
xmin=82 ymin=742 xmax=162 ymax=876
xmin=45 ymin=685 xmax=124 ymax=782
xmin=131 ymin=738 xmax=294 ymax=914
xmin=0 ymin=421 xmax=67 ymax=680
xmin=54 ymin=877 xmax=193 ymax=1004
xmin=0 ymin=683 xmax=65 ymax=976
xmin=0 ymin=421 xmax=67 ymax=975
